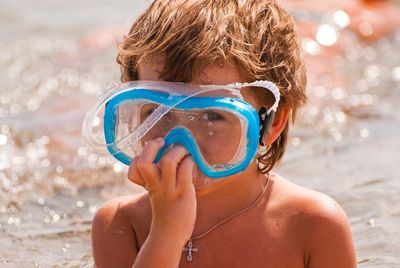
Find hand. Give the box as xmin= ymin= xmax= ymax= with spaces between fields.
xmin=128 ymin=138 xmax=197 ymax=244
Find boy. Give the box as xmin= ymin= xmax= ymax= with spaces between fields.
xmin=90 ymin=0 xmax=356 ymax=267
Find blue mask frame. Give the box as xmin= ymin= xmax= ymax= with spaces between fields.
xmin=103 ymin=89 xmax=261 ymax=178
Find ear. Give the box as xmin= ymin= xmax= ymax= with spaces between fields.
xmin=264 ymin=106 xmax=291 ymax=146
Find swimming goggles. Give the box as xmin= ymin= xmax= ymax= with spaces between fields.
xmin=82 ymin=80 xmax=280 ymax=178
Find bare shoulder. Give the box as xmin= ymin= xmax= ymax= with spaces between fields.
xmin=269 ymin=173 xmax=357 ymax=268
xmin=94 ymin=191 xmax=152 ymax=225
xmin=92 ymin=193 xmax=150 ymax=268
xmin=270 ymin=173 xmax=349 ymax=222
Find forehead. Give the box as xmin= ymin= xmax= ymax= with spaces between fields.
xmin=138 ymin=56 xmax=246 ymax=85
xmin=137 ymin=56 xmax=273 ymax=110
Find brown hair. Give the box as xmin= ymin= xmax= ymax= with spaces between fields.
xmin=117 ymin=0 xmax=307 ymax=173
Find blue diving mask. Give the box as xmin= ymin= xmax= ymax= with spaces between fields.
xmin=82 ymin=80 xmax=280 ymax=178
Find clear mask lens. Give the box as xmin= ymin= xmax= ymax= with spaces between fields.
xmin=113 ymin=100 xmax=248 ymax=171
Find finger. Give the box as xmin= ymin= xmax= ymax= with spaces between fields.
xmin=158 ymin=144 xmax=189 ymax=191
xmin=127 ymin=157 xmax=146 ymax=187
xmin=176 ymin=155 xmax=195 ymax=192
xmin=136 ymin=138 xmax=164 ymax=190
xmin=140 ymin=137 xmax=164 ymax=163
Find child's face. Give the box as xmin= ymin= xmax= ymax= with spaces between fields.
xmin=137 ymin=57 xmax=266 ymax=195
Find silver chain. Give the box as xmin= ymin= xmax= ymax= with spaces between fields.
xmin=190 ymin=173 xmax=270 ymax=242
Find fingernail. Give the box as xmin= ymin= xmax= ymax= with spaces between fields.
xmin=156 ymin=137 xmax=164 ymax=144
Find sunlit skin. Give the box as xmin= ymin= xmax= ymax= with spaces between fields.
xmin=91 ymin=59 xmax=357 ymax=268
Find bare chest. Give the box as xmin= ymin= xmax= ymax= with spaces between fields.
xmin=179 ymin=220 xmax=304 ymax=268
xmin=135 ymin=213 xmax=305 ymax=268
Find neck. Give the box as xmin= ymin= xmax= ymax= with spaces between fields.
xmin=193 ymin=162 xmax=268 ymax=236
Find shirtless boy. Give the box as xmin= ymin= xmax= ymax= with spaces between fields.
xmin=88 ymin=1 xmax=357 ymax=267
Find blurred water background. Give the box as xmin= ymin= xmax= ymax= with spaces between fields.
xmin=0 ymin=0 xmax=399 ymax=267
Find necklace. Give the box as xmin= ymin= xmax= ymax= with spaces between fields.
xmin=182 ymin=174 xmax=270 ymax=262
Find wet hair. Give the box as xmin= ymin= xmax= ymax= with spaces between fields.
xmin=117 ymin=0 xmax=308 ymax=174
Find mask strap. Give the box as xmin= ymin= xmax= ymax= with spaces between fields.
xmin=258 ymin=107 xmax=275 ymax=146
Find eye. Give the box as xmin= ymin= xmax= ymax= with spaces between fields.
xmin=201 ymin=111 xmax=225 ymax=122
xmin=145 ymin=106 xmax=157 ymax=116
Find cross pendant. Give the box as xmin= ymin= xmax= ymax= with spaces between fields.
xmin=182 ymin=239 xmax=198 ymax=261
